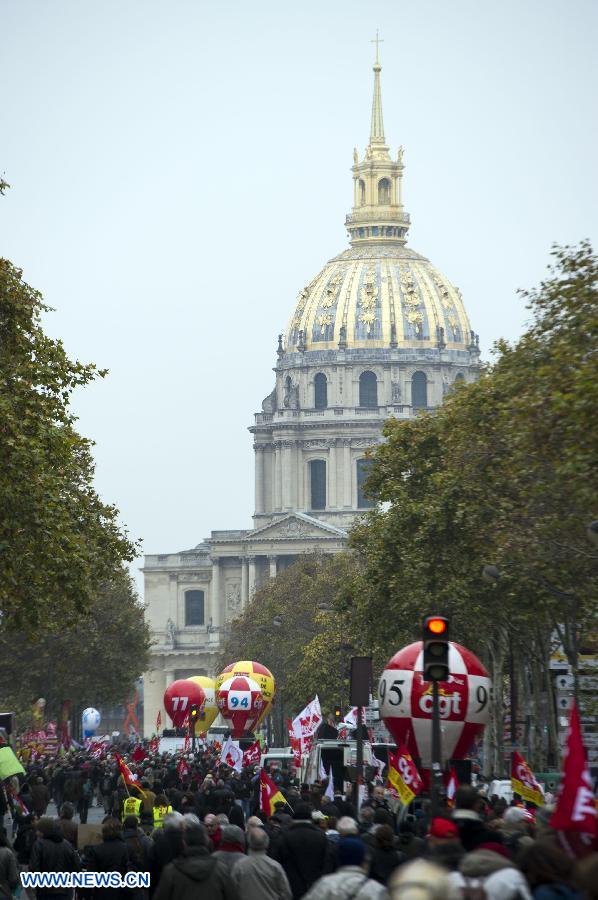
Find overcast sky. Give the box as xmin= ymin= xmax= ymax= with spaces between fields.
xmin=2 ymin=0 xmax=597 ymax=594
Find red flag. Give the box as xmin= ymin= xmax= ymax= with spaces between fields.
xmin=148 ymin=737 xmax=159 ymax=753
xmin=243 ymin=741 xmax=261 ymax=768
xmin=511 ymin=751 xmax=544 ymax=806
xmin=260 ymin=768 xmax=288 ymax=816
xmin=156 ymin=711 xmax=162 ymax=733
xmin=177 ymin=758 xmax=190 ymax=778
xmin=446 ymin=767 xmax=458 ymax=808
xmin=114 ymin=753 xmax=145 ymax=795
xmin=550 ymin=703 xmax=597 ymax=846
xmin=387 ymin=746 xmax=423 ymax=806
xmin=132 ymin=745 xmax=147 ymax=764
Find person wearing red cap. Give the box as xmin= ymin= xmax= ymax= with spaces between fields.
xmin=424 ymin=818 xmax=464 ymax=872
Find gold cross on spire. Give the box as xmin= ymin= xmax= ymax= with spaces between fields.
xmin=371 ymin=29 xmax=383 ymax=64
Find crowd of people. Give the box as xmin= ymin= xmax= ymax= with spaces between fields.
xmin=0 ymin=743 xmax=597 ymax=900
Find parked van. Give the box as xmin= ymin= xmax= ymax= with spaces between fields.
xmin=260 ymin=747 xmax=295 ymax=774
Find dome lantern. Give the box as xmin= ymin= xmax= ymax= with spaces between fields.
xmin=346 ymin=34 xmax=410 ymax=247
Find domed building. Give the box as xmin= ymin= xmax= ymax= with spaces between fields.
xmin=142 ymin=50 xmax=480 ymax=735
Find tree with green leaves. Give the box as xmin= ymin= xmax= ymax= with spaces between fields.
xmin=0 ymin=570 xmax=151 ymax=721
xmin=0 ymin=258 xmax=138 ymax=629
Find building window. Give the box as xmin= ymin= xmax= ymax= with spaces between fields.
xmin=455 ymin=372 xmax=465 ymax=383
xmin=309 ymin=459 xmax=326 ymax=510
xmin=378 ymin=178 xmax=391 ymax=204
xmin=357 ymin=458 xmax=374 ymax=508
xmin=359 ymin=371 xmax=378 ymax=408
xmin=185 ymin=590 xmax=205 ymax=626
xmin=412 ymin=371 xmax=428 ymax=409
xmin=314 ymin=373 xmax=327 ymax=409
xmin=359 ymin=179 xmax=366 ymax=206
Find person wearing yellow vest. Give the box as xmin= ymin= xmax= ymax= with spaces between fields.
xmin=152 ymin=793 xmax=173 ymax=829
xmin=122 ymin=794 xmax=142 ymax=821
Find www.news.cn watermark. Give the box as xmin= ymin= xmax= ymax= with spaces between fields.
xmin=21 ymin=872 xmax=150 ymax=890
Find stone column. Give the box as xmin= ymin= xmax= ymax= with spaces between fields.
xmin=210 ymin=559 xmax=221 ymax=628
xmin=269 ymin=556 xmax=277 ymax=578
xmin=274 ymin=443 xmax=282 ymax=510
xmin=241 ymin=558 xmax=248 ymax=607
xmin=254 ymin=446 xmax=264 ymax=514
xmin=343 ymin=439 xmax=352 ymax=507
xmin=248 ymin=556 xmax=257 ymax=597
xmin=164 ymin=669 xmax=175 ymax=688
xmin=329 ymin=440 xmax=337 ymax=509
xmin=282 ymin=441 xmax=295 ymax=510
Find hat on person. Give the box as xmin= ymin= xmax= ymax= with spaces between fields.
xmin=312 ymin=810 xmax=327 ymax=822
xmin=428 ymin=817 xmax=459 ymax=839
xmin=504 ymin=806 xmax=533 ymax=824
xmin=338 ymin=837 xmax=366 ymax=867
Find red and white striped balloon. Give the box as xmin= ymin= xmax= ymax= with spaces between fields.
xmin=378 ymin=641 xmax=491 ymax=769
xmin=216 ymin=674 xmax=265 ymax=738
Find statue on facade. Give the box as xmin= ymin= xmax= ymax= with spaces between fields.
xmin=353 ymin=147 xmax=359 ymax=165
xmin=165 ymin=618 xmax=176 ymax=648
xmin=397 ymin=145 xmax=404 ymax=164
xmin=391 ymin=380 xmax=401 ymax=403
xmin=227 ymin=584 xmax=241 ymax=613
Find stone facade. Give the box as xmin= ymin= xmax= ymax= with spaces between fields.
xmin=142 ymin=53 xmax=481 ymax=736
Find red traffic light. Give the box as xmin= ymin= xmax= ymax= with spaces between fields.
xmin=427 ymin=617 xmax=447 ymax=635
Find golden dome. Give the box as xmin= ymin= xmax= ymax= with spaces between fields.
xmin=284 ymin=47 xmax=475 ymax=355
xmin=285 ymin=244 xmax=473 ymax=353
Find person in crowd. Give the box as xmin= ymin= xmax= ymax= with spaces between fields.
xmin=122 ymin=814 xmax=153 ymax=900
xmin=0 ymin=827 xmax=19 ymax=899
xmin=13 ymin=813 xmax=38 ymax=865
xmin=79 ymin=773 xmax=94 ymax=824
xmin=57 ymin=802 xmax=78 ymax=849
xmin=389 ymin=859 xmax=459 ymax=900
xmin=500 ymin=806 xmax=535 ymax=858
xmin=273 ymin=802 xmax=335 ymax=899
xmin=82 ymin=817 xmax=130 ymax=900
xmin=204 ymin=813 xmax=223 ymax=850
xmin=423 ymin=817 xmax=463 ymax=871
xmin=303 ymin=836 xmax=387 ymax=899
xmin=148 ymin=812 xmax=184 ymax=897
xmin=232 ymin=826 xmax=292 ymax=900
xmin=369 ymin=824 xmax=406 ymax=886
xmin=153 ymin=821 xmax=238 ymax=900
xmin=30 ymin=776 xmax=50 ymax=818
xmin=152 ymin=794 xmax=173 ymax=830
xmin=212 ymin=824 xmax=246 ymax=873
xmin=519 ymin=841 xmax=584 ymax=900
xmin=452 ymin=786 xmax=504 ymax=851
xmin=30 ymin=816 xmax=81 ymax=899
xmin=449 ymin=842 xmax=533 ymax=900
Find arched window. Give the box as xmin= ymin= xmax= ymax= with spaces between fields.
xmin=359 ymin=371 xmax=378 ymax=408
xmin=359 ymin=179 xmax=366 ymax=206
xmin=378 ymin=178 xmax=391 ymax=204
xmin=412 ymin=371 xmax=428 ymax=409
xmin=455 ymin=372 xmax=465 ymax=383
xmin=185 ymin=590 xmax=205 ymax=627
xmin=314 ymin=373 xmax=327 ymax=409
xmin=357 ymin=458 xmax=374 ymax=509
xmin=309 ymin=460 xmax=326 ymax=510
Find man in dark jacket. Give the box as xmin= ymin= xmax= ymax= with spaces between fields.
xmin=153 ymin=821 xmax=238 ymax=900
xmin=30 ymin=817 xmax=80 ymax=900
xmin=452 ymin=786 xmax=504 ymax=851
xmin=272 ymin=803 xmax=335 ymax=899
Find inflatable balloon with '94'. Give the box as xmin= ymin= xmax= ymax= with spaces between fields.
xmin=188 ymin=675 xmax=219 ymax=731
xmin=378 ymin=641 xmax=491 ymax=769
xmin=216 ymin=674 xmax=265 ymax=737
xmin=163 ymin=679 xmax=206 ymax=728
xmin=215 ymin=660 xmax=275 ymax=726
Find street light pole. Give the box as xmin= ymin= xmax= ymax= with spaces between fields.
xmin=431 ymin=680 xmax=443 ymax=817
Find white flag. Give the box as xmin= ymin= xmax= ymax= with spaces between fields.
xmin=318 ymin=757 xmax=327 ymax=781
xmin=340 ymin=707 xmax=359 ymax=730
xmin=220 ymin=736 xmax=243 ymax=772
xmin=292 ymin=695 xmax=322 ymax=739
xmin=325 ymin=765 xmax=335 ymax=802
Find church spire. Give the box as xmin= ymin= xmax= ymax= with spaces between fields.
xmin=370 ymin=30 xmax=385 ymax=145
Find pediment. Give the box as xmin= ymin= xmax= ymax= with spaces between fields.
xmin=248 ymin=513 xmax=347 ymax=542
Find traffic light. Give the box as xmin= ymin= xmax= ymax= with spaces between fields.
xmin=423 ymin=615 xmax=450 ymax=682
xmin=189 ymin=704 xmax=199 ymax=722
xmin=334 ymin=706 xmax=342 ymax=721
